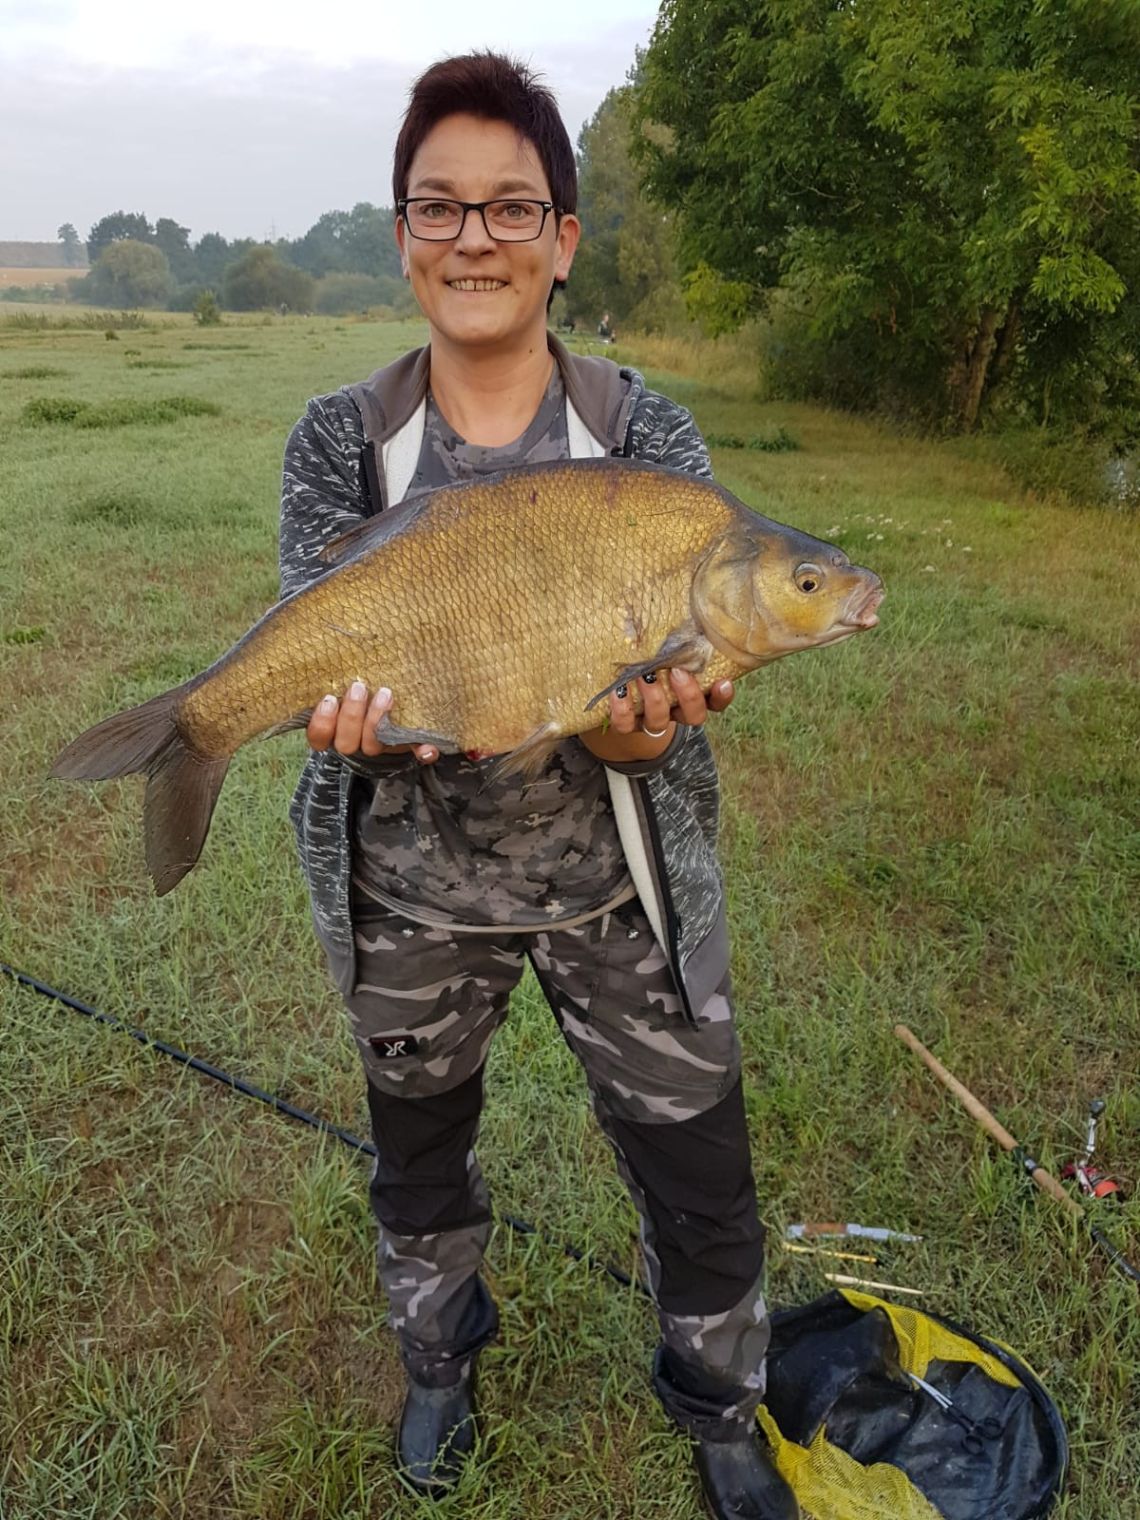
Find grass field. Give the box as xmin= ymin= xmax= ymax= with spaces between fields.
xmin=1 ymin=313 xmax=1138 ymax=1519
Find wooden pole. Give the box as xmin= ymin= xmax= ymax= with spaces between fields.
xmin=893 ymin=1023 xmax=1083 ymax=1219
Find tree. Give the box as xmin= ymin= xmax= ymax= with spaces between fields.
xmin=570 ymin=86 xmax=683 ymax=333
xmin=57 ymin=223 xmax=84 ymax=267
xmin=193 ymin=232 xmax=236 ymax=288
xmin=88 ymin=240 xmax=173 ymax=307
xmin=154 ymin=217 xmax=195 ymax=283
xmin=286 ymin=203 xmax=402 ymax=279
xmin=87 ymin=211 xmax=153 ymax=265
xmin=638 ymin=0 xmax=1140 ymax=431
xmin=222 ymin=245 xmax=314 ymax=311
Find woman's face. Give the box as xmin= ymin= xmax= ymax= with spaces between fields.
xmin=397 ymin=113 xmax=580 ymax=354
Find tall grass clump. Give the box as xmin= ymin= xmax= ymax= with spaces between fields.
xmin=23 ymin=395 xmax=221 ymax=428
xmin=0 ymin=309 xmax=153 ymax=331
xmin=2 ymin=364 xmax=67 ymax=380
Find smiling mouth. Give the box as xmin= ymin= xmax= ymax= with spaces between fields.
xmin=447 ymin=278 xmax=508 ymax=292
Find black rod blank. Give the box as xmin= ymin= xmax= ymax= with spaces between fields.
xmin=1 ymin=961 xmax=642 ymax=1293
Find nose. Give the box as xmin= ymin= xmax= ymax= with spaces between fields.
xmin=454 ymin=206 xmax=495 ymax=254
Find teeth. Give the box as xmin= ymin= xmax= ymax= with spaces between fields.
xmin=449 ymin=279 xmax=506 ymax=291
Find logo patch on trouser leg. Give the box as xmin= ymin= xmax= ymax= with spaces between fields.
xmin=369 ymin=1034 xmax=420 ymax=1059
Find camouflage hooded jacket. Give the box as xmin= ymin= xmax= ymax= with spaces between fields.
xmin=278 ymin=334 xmax=731 ymax=1025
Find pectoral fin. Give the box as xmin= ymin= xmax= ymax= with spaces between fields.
xmin=374 ymin=714 xmax=459 ymax=752
xmin=318 ymin=497 xmax=431 ymax=568
xmin=584 ymin=629 xmax=709 ymax=711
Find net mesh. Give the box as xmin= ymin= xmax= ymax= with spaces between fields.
xmin=758 ymin=1291 xmax=1026 ymax=1520
xmin=758 ymin=1405 xmax=946 ymax=1520
xmin=841 ymin=1289 xmax=1023 ymax=1388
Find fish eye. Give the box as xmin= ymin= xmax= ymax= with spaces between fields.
xmin=795 ymin=564 xmax=823 ymax=593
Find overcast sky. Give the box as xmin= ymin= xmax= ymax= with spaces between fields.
xmin=2 ymin=0 xmax=660 ymax=245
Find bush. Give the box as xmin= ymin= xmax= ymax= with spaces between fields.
xmin=313 ymin=272 xmax=409 ymax=315
xmin=166 ymin=283 xmax=204 ymax=312
xmin=193 ymin=291 xmax=222 ymax=326
xmin=223 ymin=246 xmax=314 ymax=312
xmin=988 ymin=428 xmax=1130 ymax=509
xmin=0 ymin=282 xmax=69 ymax=305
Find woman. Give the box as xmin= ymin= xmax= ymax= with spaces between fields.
xmin=279 ymin=51 xmax=797 ymax=1520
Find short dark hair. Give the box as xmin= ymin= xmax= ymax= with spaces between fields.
xmin=393 ymin=52 xmax=577 ymax=216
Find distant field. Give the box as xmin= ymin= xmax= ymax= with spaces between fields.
xmin=0 ymin=314 xmax=1137 ymax=1519
xmin=0 ymin=266 xmax=82 ymax=287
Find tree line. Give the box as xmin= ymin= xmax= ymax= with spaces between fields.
xmin=30 ymin=1 xmax=1140 ymax=443
xmin=46 ymin=205 xmax=412 ymax=316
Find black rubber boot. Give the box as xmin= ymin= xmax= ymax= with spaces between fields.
xmin=695 ymin=1429 xmax=799 ymax=1520
xmin=396 ymin=1364 xmax=477 ymax=1499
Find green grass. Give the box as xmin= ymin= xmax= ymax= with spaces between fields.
xmin=1 ymin=315 xmax=1137 ymax=1518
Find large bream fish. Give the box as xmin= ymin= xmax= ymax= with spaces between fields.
xmin=53 ymin=458 xmax=884 ymax=893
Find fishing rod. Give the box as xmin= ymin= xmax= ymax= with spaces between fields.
xmin=1 ymin=961 xmax=643 ymax=1295
xmin=894 ymin=1024 xmax=1140 ymax=1288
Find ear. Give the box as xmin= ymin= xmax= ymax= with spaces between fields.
xmin=395 ymin=214 xmax=410 ymax=278
xmin=553 ymin=213 xmax=581 ymax=283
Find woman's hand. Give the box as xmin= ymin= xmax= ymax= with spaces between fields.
xmin=306 ymin=682 xmax=439 ymax=764
xmin=580 ymin=669 xmax=735 ymax=763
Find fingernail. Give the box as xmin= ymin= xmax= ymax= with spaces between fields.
xmin=642 ymin=671 xmax=657 ymax=684
xmin=615 ymin=684 xmax=628 ymax=699
xmin=349 ymin=680 xmax=366 ymax=700
xmin=377 ymin=686 xmax=392 ymax=706
xmin=319 ymin=694 xmax=337 ymax=712
xmin=421 ymin=748 xmax=436 ymax=762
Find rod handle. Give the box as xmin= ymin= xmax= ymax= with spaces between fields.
xmin=893 ymin=1024 xmax=1083 ymax=1219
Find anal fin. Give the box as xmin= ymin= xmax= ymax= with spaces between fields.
xmin=260 ymin=710 xmax=314 ymax=740
xmin=486 ymin=722 xmax=561 ymax=784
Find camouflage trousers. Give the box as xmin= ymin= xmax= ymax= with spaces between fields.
xmin=328 ymin=884 xmax=770 ymax=1440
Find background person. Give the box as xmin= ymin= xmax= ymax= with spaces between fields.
xmin=279 ymin=52 xmax=797 ymax=1520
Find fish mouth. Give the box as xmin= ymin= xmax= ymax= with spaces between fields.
xmin=840 ymin=580 xmax=885 ymax=629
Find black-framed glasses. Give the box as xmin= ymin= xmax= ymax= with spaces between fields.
xmin=398 ymin=198 xmax=557 ymax=243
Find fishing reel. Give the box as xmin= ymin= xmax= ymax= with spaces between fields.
xmin=1061 ymin=1100 xmax=1126 ymax=1202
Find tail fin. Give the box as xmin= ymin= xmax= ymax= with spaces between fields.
xmin=51 ymin=687 xmax=229 ymax=895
